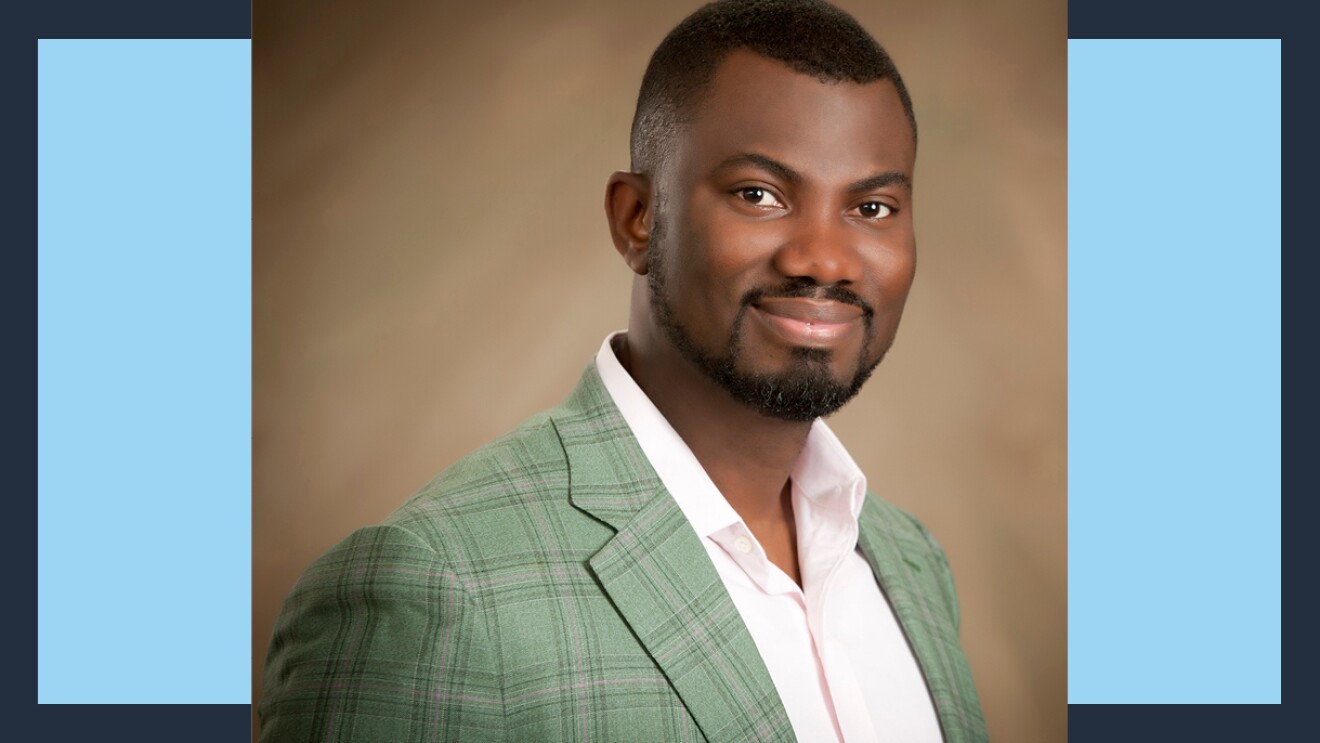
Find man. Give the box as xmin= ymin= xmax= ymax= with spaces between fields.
xmin=260 ymin=1 xmax=986 ymax=740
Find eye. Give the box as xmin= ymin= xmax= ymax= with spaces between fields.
xmin=856 ymin=201 xmax=894 ymax=219
xmin=734 ymin=187 xmax=785 ymax=209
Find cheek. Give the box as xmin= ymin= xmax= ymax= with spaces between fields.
xmin=669 ymin=209 xmax=770 ymax=305
xmin=873 ymin=237 xmax=917 ymax=300
xmin=886 ymin=257 xmax=917 ymax=305
xmin=859 ymin=247 xmax=916 ymax=336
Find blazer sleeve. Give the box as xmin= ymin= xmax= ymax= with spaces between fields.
xmin=259 ymin=524 xmax=505 ymax=743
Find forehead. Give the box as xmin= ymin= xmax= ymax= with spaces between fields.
xmin=675 ymin=49 xmax=915 ymax=182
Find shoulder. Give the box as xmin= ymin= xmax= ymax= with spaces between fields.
xmin=262 ymin=388 xmax=622 ymax=741
xmin=383 ymin=410 xmax=571 ymax=546
xmin=858 ymin=490 xmax=962 ymax=629
xmin=261 ymin=523 xmax=505 ymax=742
xmin=259 ymin=415 xmax=572 ymax=742
xmin=858 ymin=491 xmax=950 ymax=559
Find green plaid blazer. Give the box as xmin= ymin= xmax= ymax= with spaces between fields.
xmin=260 ymin=364 xmax=987 ymax=742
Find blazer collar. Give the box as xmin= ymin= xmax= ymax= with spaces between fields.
xmin=550 ymin=364 xmax=795 ymax=742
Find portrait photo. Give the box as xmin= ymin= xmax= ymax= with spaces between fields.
xmin=253 ymin=1 xmax=1066 ymax=740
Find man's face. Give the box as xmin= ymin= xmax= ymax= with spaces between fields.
xmin=646 ymin=50 xmax=917 ymax=422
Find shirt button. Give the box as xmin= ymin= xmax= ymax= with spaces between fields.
xmin=734 ymin=536 xmax=753 ymax=554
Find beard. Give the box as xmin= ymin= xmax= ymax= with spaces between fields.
xmin=645 ymin=228 xmax=886 ymax=423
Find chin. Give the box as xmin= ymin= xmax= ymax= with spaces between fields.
xmin=715 ymin=356 xmax=862 ymax=422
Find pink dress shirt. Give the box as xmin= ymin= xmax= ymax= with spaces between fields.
xmin=595 ymin=332 xmax=944 ymax=743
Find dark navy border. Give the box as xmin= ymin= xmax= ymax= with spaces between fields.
xmin=1068 ymin=0 xmax=1296 ymax=741
xmin=19 ymin=1 xmax=1294 ymax=741
xmin=21 ymin=1 xmax=251 ymax=740
xmin=1068 ymin=0 xmax=1289 ymax=39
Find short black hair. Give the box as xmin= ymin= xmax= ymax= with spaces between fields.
xmin=630 ymin=0 xmax=917 ymax=175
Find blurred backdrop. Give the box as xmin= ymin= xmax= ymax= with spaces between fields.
xmin=253 ymin=1 xmax=1067 ymax=740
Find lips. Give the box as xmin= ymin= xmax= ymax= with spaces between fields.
xmin=754 ymin=298 xmax=864 ymax=324
xmin=751 ymin=298 xmax=863 ymax=346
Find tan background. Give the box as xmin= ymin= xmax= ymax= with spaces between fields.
xmin=253 ymin=1 xmax=1067 ymax=740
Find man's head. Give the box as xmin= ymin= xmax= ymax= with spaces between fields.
xmin=630 ymin=0 xmax=917 ymax=178
xmin=606 ymin=0 xmax=918 ymax=423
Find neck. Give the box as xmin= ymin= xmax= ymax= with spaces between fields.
xmin=616 ymin=331 xmax=813 ymax=525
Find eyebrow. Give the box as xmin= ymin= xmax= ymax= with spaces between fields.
xmin=847 ymin=171 xmax=912 ymax=194
xmin=711 ymin=152 xmax=802 ymax=185
xmin=711 ymin=152 xmax=911 ymax=194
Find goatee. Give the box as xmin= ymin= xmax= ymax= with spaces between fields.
xmin=646 ymin=242 xmax=885 ymax=423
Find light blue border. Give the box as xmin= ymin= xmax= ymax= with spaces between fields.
xmin=37 ymin=39 xmax=251 ymax=704
xmin=1068 ymin=39 xmax=1281 ymax=703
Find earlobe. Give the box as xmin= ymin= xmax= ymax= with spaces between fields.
xmin=604 ymin=171 xmax=653 ymax=276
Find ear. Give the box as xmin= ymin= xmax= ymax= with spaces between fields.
xmin=604 ymin=171 xmax=653 ymax=276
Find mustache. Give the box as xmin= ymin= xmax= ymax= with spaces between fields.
xmin=741 ymin=279 xmax=875 ymax=319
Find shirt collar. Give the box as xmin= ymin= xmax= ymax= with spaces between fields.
xmin=593 ymin=331 xmax=868 ymax=534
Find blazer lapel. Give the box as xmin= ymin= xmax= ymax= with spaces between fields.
xmin=856 ymin=500 xmax=985 ymax=743
xmin=550 ymin=365 xmax=794 ymax=743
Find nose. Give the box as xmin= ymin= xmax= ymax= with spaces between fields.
xmin=770 ymin=207 xmax=864 ymax=286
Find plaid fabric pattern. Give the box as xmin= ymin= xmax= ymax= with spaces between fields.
xmin=260 ymin=363 xmax=986 ymax=742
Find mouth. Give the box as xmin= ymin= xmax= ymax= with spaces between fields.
xmin=750 ymin=298 xmax=864 ymax=347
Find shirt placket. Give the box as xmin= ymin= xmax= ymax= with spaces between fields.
xmin=799 ymin=488 xmax=879 ymax=743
